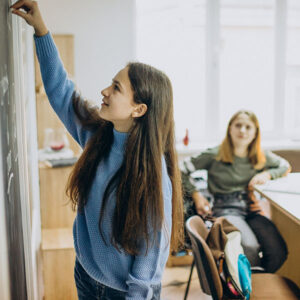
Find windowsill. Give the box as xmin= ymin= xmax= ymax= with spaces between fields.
xmin=176 ymin=138 xmax=300 ymax=157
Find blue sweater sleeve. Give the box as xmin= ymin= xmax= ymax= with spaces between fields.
xmin=34 ymin=32 xmax=93 ymax=148
xmin=126 ymin=160 xmax=172 ymax=300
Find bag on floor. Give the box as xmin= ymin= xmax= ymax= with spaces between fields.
xmin=206 ymin=217 xmax=252 ymax=300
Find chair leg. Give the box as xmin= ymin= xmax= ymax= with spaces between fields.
xmin=184 ymin=259 xmax=195 ymax=300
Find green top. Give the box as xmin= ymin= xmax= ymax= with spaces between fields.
xmin=181 ymin=146 xmax=290 ymax=196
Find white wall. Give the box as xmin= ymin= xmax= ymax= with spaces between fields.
xmin=39 ymin=0 xmax=136 ymax=101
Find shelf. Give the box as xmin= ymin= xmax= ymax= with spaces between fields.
xmin=41 ymin=228 xmax=77 ymax=300
xmin=42 ymin=228 xmax=74 ymax=251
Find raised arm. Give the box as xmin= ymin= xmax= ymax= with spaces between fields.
xmin=11 ymin=0 xmax=93 ymax=147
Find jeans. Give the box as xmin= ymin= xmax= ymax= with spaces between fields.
xmin=212 ymin=192 xmax=287 ymax=272
xmin=213 ymin=191 xmax=249 ymax=216
xmin=246 ymin=213 xmax=288 ymax=273
xmin=74 ymin=258 xmax=161 ymax=300
xmin=212 ymin=192 xmax=262 ymax=267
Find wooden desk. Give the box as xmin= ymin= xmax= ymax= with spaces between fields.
xmin=254 ymin=173 xmax=300 ymax=286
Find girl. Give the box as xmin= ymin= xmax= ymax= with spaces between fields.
xmin=181 ymin=110 xmax=290 ymax=273
xmin=11 ymin=1 xmax=183 ymax=299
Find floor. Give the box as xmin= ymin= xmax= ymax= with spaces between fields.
xmin=161 ymin=265 xmax=212 ymax=300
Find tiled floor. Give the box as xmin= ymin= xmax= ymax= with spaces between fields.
xmin=161 ymin=265 xmax=212 ymax=300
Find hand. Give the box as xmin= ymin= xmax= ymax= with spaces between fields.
xmin=192 ymin=191 xmax=212 ymax=216
xmin=10 ymin=0 xmax=48 ymax=36
xmin=248 ymin=171 xmax=271 ymax=187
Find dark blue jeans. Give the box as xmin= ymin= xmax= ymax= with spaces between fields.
xmin=74 ymin=258 xmax=161 ymax=300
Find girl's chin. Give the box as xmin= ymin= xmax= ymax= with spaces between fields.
xmin=99 ymin=111 xmax=108 ymax=121
xmin=234 ymin=140 xmax=251 ymax=147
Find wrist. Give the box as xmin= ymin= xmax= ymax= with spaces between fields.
xmin=34 ymin=24 xmax=48 ymax=37
xmin=192 ymin=191 xmax=201 ymax=201
xmin=264 ymin=171 xmax=271 ymax=180
xmin=191 ymin=190 xmax=198 ymax=197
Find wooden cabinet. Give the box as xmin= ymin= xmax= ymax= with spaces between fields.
xmin=41 ymin=228 xmax=77 ymax=300
xmin=39 ymin=166 xmax=77 ymax=300
xmin=36 ymin=35 xmax=78 ymax=300
xmin=39 ymin=166 xmax=76 ymax=229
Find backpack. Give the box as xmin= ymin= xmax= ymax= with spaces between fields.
xmin=206 ymin=217 xmax=252 ymax=300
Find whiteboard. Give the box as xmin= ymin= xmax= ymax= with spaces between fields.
xmin=0 ymin=1 xmax=36 ymax=299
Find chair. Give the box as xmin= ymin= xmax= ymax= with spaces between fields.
xmin=184 ymin=215 xmax=300 ymax=300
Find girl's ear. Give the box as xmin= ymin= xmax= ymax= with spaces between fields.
xmin=132 ymin=103 xmax=147 ymax=118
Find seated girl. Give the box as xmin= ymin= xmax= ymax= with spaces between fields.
xmin=181 ymin=110 xmax=290 ymax=273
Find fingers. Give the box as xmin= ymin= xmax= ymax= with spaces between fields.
xmin=11 ymin=8 xmax=29 ymax=21
xmin=10 ymin=0 xmax=35 ymax=10
xmin=249 ymin=178 xmax=265 ymax=187
xmin=196 ymin=208 xmax=206 ymax=216
xmin=196 ymin=204 xmax=211 ymax=216
xmin=195 ymin=205 xmax=204 ymax=215
xmin=10 ymin=0 xmax=33 ymax=22
xmin=204 ymin=206 xmax=212 ymax=216
xmin=249 ymin=174 xmax=259 ymax=187
xmin=249 ymin=179 xmax=259 ymax=187
xmin=248 ymin=184 xmax=254 ymax=191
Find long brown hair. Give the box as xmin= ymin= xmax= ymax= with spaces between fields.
xmin=217 ymin=110 xmax=266 ymax=169
xmin=66 ymin=63 xmax=183 ymax=255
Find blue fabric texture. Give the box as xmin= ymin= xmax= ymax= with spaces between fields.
xmin=238 ymin=254 xmax=252 ymax=300
xmin=34 ymin=32 xmax=172 ymax=300
xmin=74 ymin=258 xmax=161 ymax=300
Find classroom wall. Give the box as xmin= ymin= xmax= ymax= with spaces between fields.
xmin=39 ymin=0 xmax=136 ymax=102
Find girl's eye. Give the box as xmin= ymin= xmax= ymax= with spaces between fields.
xmin=246 ymin=125 xmax=251 ymax=130
xmin=235 ymin=123 xmax=242 ymax=128
xmin=113 ymin=84 xmax=119 ymax=91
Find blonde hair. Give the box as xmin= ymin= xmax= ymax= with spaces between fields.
xmin=216 ymin=110 xmax=266 ymax=169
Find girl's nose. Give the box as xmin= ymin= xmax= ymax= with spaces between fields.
xmin=240 ymin=126 xmax=246 ymax=133
xmin=101 ymin=86 xmax=110 ymax=97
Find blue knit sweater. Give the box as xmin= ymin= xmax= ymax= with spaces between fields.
xmin=34 ymin=33 xmax=172 ymax=300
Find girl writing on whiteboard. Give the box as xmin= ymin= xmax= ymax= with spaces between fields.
xmin=11 ymin=1 xmax=183 ymax=299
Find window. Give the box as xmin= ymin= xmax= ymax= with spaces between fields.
xmin=136 ymin=0 xmax=206 ymax=142
xmin=136 ymin=0 xmax=296 ymax=144
xmin=285 ymin=0 xmax=300 ymax=139
xmin=219 ymin=0 xmax=275 ymax=132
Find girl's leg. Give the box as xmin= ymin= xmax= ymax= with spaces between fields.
xmin=224 ymin=215 xmax=262 ymax=267
xmin=74 ymin=258 xmax=99 ymax=300
xmin=102 ymin=286 xmax=126 ymax=300
xmin=246 ymin=213 xmax=288 ymax=273
xmin=74 ymin=258 xmax=128 ymax=300
xmin=151 ymin=283 xmax=161 ymax=300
